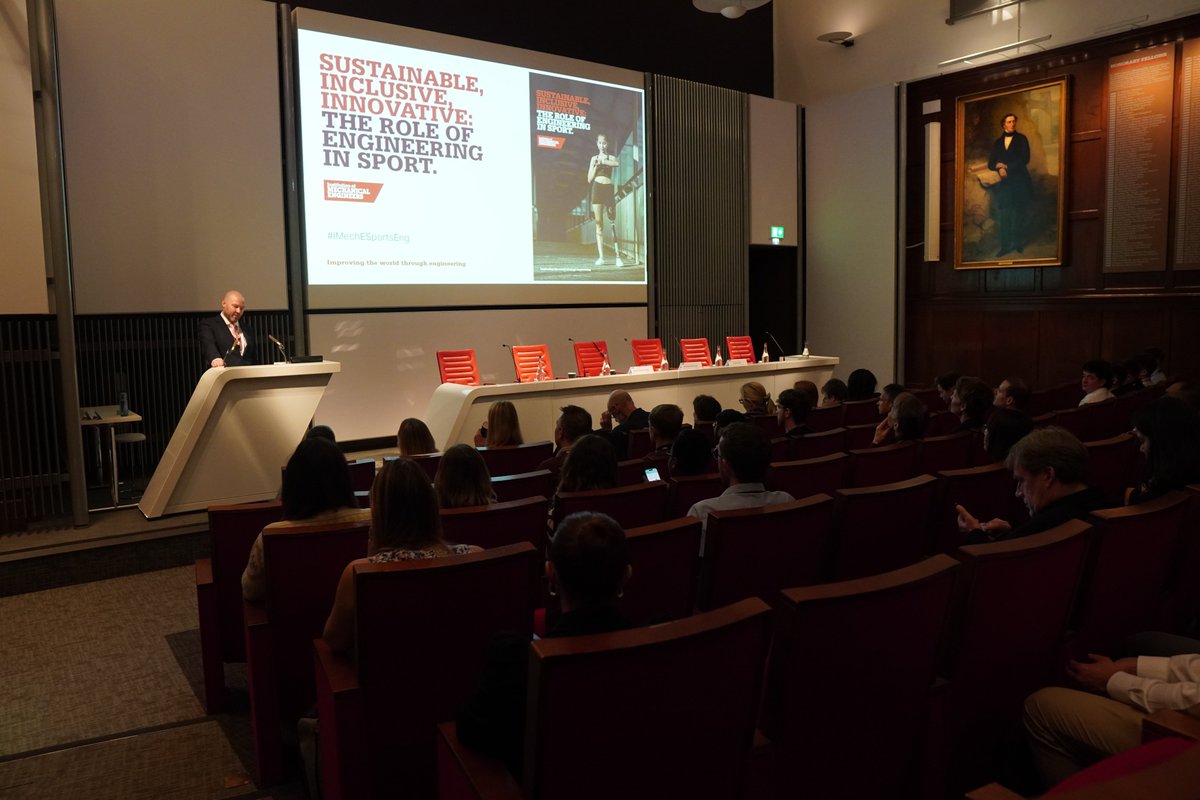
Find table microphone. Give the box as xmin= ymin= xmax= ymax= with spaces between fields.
xmin=268 ymin=334 xmax=289 ymax=362
xmin=764 ymin=330 xmax=787 ymax=361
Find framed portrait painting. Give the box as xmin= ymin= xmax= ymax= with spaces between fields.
xmin=954 ymin=78 xmax=1067 ymax=269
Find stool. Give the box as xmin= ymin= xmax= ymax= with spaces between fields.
xmin=114 ymin=432 xmax=147 ymax=505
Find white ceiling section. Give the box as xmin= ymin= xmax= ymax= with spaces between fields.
xmin=774 ymin=0 xmax=1200 ymax=105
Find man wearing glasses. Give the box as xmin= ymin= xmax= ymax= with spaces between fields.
xmin=687 ymin=423 xmax=793 ymax=547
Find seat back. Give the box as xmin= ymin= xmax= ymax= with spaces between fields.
xmin=1073 ymin=492 xmax=1190 ymax=654
xmin=490 ymin=469 xmax=556 ymax=503
xmin=763 ymin=555 xmax=960 ymax=799
xmin=436 ymin=349 xmax=481 ymax=386
xmin=525 ymin=599 xmax=772 ymax=800
xmin=750 ymin=414 xmax=782 ymax=439
xmin=916 ymin=431 xmax=976 ymax=475
xmin=847 ymin=440 xmax=918 ymax=487
xmin=832 ymin=474 xmax=939 ymax=580
xmin=926 ymin=410 xmax=961 ymax=436
xmin=843 ymin=423 xmax=877 ymax=450
xmin=355 ymin=544 xmax=541 ymax=798
xmin=804 ymin=404 xmax=845 ymax=432
xmin=629 ymin=337 xmax=665 ymax=368
xmin=725 ymin=335 xmax=756 ymax=363
xmin=408 ymin=452 xmax=443 ymax=481
xmin=622 ymin=517 xmax=703 ymax=625
xmin=511 ymin=344 xmax=553 ymax=382
xmin=1054 ymin=405 xmax=1099 ymax=443
xmin=791 ymin=426 xmax=846 ymax=458
xmin=766 ymin=452 xmax=850 ymax=499
xmin=698 ymin=494 xmax=836 ymax=610
xmin=571 ymin=340 xmax=608 ymax=377
xmin=346 ymin=458 xmax=376 ymax=493
xmin=678 ymin=338 xmax=712 ymax=366
xmin=207 ymin=500 xmax=283 ymax=660
xmin=667 ymin=473 xmax=726 ymax=518
xmin=769 ymin=435 xmax=794 ymax=462
xmin=932 ymin=463 xmax=1023 ymax=555
xmin=260 ymin=519 xmax=371 ymax=716
xmin=1085 ymin=433 xmax=1140 ymax=506
xmin=617 ymin=458 xmax=649 ymax=486
xmin=906 ymin=386 xmax=944 ymax=412
xmin=552 ymin=482 xmax=670 ymax=530
xmin=477 ymin=441 xmax=553 ymax=477
xmin=841 ymin=397 xmax=881 ymax=426
xmin=440 ymin=496 xmax=550 ymax=550
xmin=1047 ymin=380 xmax=1084 ymax=411
xmin=625 ymin=428 xmax=654 ymax=460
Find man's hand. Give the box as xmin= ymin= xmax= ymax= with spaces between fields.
xmin=1067 ymin=655 xmax=1138 ymax=693
xmin=599 ymin=410 xmax=613 ymax=430
xmin=211 ymin=358 xmax=225 ymax=368
xmin=872 ymin=418 xmax=892 ymax=446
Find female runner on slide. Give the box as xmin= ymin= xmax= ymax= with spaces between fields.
xmin=587 ymin=133 xmax=624 ymax=267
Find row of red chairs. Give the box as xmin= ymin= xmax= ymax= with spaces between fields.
xmin=437 ymin=335 xmax=762 ymax=385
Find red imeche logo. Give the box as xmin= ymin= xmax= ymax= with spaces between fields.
xmin=536 ymin=135 xmax=565 ymax=150
xmin=324 ymin=180 xmax=384 ymax=202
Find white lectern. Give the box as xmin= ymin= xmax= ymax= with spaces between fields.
xmin=139 ymin=362 xmax=340 ymax=518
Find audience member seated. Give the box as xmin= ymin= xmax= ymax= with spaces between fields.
xmin=397 ymin=417 xmax=437 ymax=456
xmin=846 ymin=368 xmax=878 ymax=401
xmin=1023 ymin=642 xmax=1200 ymax=789
xmin=738 ymin=381 xmax=776 ymax=416
xmin=242 ymin=438 xmax=370 ymax=603
xmin=473 ymin=400 xmax=524 ymax=448
xmin=435 ymin=444 xmax=497 ymax=509
xmin=874 ymin=391 xmax=926 ymax=445
xmin=306 ymin=424 xmax=337 ymax=443
xmin=935 ymin=371 xmax=962 ymax=407
xmin=714 ymin=408 xmax=748 ymax=439
xmin=1111 ymin=360 xmax=1144 ymax=397
xmin=1166 ymin=381 xmax=1200 ymax=414
xmin=956 ymin=426 xmax=1108 ymax=544
xmin=993 ymin=376 xmax=1031 ymax=411
xmin=692 ymin=394 xmax=722 ymax=427
xmin=983 ymin=407 xmax=1034 ymax=463
xmin=1080 ymin=359 xmax=1115 ymax=406
xmin=644 ymin=404 xmax=684 ymax=469
xmin=1125 ymin=397 xmax=1200 ymax=505
xmin=951 ymin=376 xmax=992 ymax=431
xmin=792 ymin=379 xmax=819 ymax=409
xmin=556 ymin=434 xmax=619 ymax=494
xmin=538 ymin=405 xmax=593 ymax=478
xmin=687 ymin=422 xmax=793 ymax=535
xmin=599 ymin=389 xmax=649 ymax=457
xmin=1141 ymin=348 xmax=1167 ymax=386
xmin=820 ymin=378 xmax=847 ymax=407
xmin=669 ymin=429 xmax=712 ymax=477
xmin=776 ymin=388 xmax=812 ymax=438
xmin=872 ymin=383 xmax=904 ymax=445
xmin=322 ymin=458 xmax=480 ymax=652
xmin=455 ymin=511 xmax=632 ymax=778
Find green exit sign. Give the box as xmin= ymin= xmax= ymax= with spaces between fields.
xmin=769 ymin=226 xmax=785 ymax=239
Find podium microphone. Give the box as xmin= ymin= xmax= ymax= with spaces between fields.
xmin=764 ymin=331 xmax=787 ymax=361
xmin=268 ymin=334 xmax=289 ymax=363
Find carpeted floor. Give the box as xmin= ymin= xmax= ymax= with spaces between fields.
xmin=0 ymin=566 xmax=304 ymax=798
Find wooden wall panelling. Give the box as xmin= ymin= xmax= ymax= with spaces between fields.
xmin=980 ymin=310 xmax=1040 ymax=384
xmin=1036 ymin=308 xmax=1102 ymax=386
xmin=915 ymin=305 xmax=985 ymax=380
xmin=1101 ymin=307 xmax=1171 ymax=363
xmin=1168 ymin=307 xmax=1200 ymax=380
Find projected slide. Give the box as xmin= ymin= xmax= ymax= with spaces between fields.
xmin=296 ymin=27 xmax=647 ymax=307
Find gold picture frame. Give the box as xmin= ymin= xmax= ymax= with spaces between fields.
xmin=954 ymin=78 xmax=1067 ymax=269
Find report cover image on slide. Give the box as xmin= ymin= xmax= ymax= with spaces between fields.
xmin=529 ymin=73 xmax=646 ymax=283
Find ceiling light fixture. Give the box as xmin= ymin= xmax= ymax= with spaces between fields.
xmin=816 ymin=31 xmax=855 ymax=48
xmin=692 ymin=0 xmax=771 ymax=20
xmin=937 ymin=33 xmax=1051 ymax=67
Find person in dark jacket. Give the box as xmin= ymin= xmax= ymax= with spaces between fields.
xmin=1126 ymin=397 xmax=1200 ymax=505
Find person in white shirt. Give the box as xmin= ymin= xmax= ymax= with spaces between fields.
xmin=1078 ymin=359 xmax=1114 ymax=406
xmin=1023 ymin=642 xmax=1200 ymax=787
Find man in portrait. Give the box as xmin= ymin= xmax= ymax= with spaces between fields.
xmin=988 ymin=113 xmax=1034 ymax=257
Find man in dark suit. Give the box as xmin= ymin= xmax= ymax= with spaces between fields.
xmin=988 ymin=113 xmax=1034 ymax=257
xmin=199 ymin=290 xmax=252 ymax=368
xmin=598 ymin=389 xmax=649 ymax=459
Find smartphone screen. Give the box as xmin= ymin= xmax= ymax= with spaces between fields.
xmin=644 ymin=467 xmax=662 ymax=482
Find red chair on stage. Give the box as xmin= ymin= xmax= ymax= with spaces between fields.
xmin=510 ymin=344 xmax=553 ymax=383
xmin=572 ymin=340 xmax=608 ymax=377
xmin=725 ymin=335 xmax=756 ymax=364
xmin=630 ymin=338 xmax=665 ymax=369
xmin=436 ymin=349 xmax=481 ymax=387
xmin=679 ymin=338 xmax=712 ymax=367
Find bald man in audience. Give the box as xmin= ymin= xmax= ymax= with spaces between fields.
xmin=599 ymin=389 xmax=649 ymax=459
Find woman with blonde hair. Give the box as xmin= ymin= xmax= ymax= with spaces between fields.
xmin=436 ymin=444 xmax=497 ymax=509
xmin=738 ymin=381 xmax=777 ymax=416
xmin=473 ymin=400 xmax=524 ymax=448
xmin=396 ymin=417 xmax=437 ymax=456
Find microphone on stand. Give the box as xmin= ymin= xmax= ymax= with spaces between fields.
xmin=764 ymin=331 xmax=787 ymax=362
xmin=268 ymin=334 xmax=289 ymax=363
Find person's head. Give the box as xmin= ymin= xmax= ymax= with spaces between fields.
xmin=984 ymin=408 xmax=1034 ymax=463
xmin=485 ymin=401 xmax=523 ymax=447
xmin=280 ymin=437 xmax=356 ymax=520
xmin=558 ymin=434 xmax=618 ymax=493
xmin=306 ymin=424 xmax=337 ymax=443
xmin=878 ymin=383 xmax=904 ymax=416
xmin=846 ymin=369 xmax=878 ymax=401
xmin=220 ymin=290 xmax=245 ymax=323
xmin=776 ymin=388 xmax=813 ymax=431
xmin=605 ymin=390 xmax=636 ymax=424
xmin=739 ymin=381 xmax=775 ymax=414
xmin=1166 ymin=381 xmax=1200 ymax=414
xmin=547 ymin=512 xmax=630 ymax=612
xmin=669 ymin=429 xmax=712 ymax=477
xmin=954 ymin=377 xmax=993 ymax=422
xmin=648 ymin=404 xmax=684 ymax=446
xmin=714 ymin=408 xmax=748 ymax=439
xmin=692 ymin=394 xmax=722 ymax=426
xmin=821 ymin=378 xmax=847 ymax=406
xmin=888 ymin=392 xmax=927 ymax=441
xmin=715 ymin=422 xmax=772 ymax=485
xmin=596 ymin=133 xmax=609 ymax=154
xmin=793 ymin=380 xmax=819 ymax=408
xmin=435 ymin=444 xmax=495 ymax=509
xmin=1005 ymin=427 xmax=1089 ymax=515
xmin=396 ymin=417 xmax=437 ymax=456
xmin=1145 ymin=347 xmax=1165 ymax=372
xmin=1132 ymin=397 xmax=1200 ymax=489
xmin=1133 ymin=353 xmax=1158 ymax=383
xmin=369 ymin=458 xmax=442 ymax=552
xmin=1002 ymin=113 xmax=1017 ymax=133
xmin=555 ymin=404 xmax=593 ymax=448
xmin=1081 ymin=360 xmax=1114 ymax=392
xmin=994 ymin=376 xmax=1030 ymax=411
xmin=935 ymin=372 xmax=961 ymax=404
